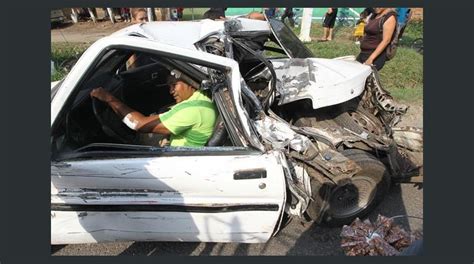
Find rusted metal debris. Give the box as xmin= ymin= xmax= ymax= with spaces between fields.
xmin=340 ymin=215 xmax=422 ymax=256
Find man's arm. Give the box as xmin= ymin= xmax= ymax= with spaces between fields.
xmin=90 ymin=87 xmax=171 ymax=135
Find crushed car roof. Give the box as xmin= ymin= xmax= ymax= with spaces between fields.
xmin=111 ymin=18 xmax=271 ymax=50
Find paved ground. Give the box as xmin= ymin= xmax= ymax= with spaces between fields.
xmin=51 ymin=20 xmax=423 ymax=256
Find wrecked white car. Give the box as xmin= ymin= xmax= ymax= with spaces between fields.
xmin=51 ymin=18 xmax=423 ymax=244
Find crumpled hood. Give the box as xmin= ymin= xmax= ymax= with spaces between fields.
xmin=271 ymin=58 xmax=372 ymax=109
xmin=111 ymin=20 xmax=224 ymax=50
xmin=111 ymin=19 xmax=270 ymax=50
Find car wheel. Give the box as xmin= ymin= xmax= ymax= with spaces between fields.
xmin=333 ymin=102 xmax=388 ymax=138
xmin=323 ymin=149 xmax=390 ymax=226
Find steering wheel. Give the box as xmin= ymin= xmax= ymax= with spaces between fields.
xmin=243 ymin=61 xmax=267 ymax=79
xmin=91 ymin=96 xmax=137 ymax=144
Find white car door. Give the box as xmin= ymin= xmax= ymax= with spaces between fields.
xmin=51 ymin=147 xmax=286 ymax=244
xmin=51 ymin=37 xmax=286 ymax=244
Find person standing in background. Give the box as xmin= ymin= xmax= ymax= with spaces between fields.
xmin=356 ymin=8 xmax=397 ymax=70
xmin=319 ymin=8 xmax=338 ymax=41
xmin=177 ymin=8 xmax=184 ymax=21
xmin=395 ymin=8 xmax=412 ymax=40
xmin=281 ymin=7 xmax=295 ymax=27
xmin=126 ymin=8 xmax=149 ymax=69
xmin=362 ymin=7 xmax=375 ymax=21
xmin=120 ymin=8 xmax=130 ymax=22
xmin=264 ymin=8 xmax=276 ymax=19
xmin=353 ymin=8 xmax=375 ymax=44
xmin=130 ymin=8 xmax=148 ymax=23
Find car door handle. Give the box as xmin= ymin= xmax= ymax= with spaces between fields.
xmin=233 ymin=169 xmax=267 ymax=180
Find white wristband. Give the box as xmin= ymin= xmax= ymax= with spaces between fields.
xmin=122 ymin=113 xmax=139 ymax=130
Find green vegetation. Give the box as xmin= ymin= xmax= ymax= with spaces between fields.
xmin=293 ymin=20 xmax=423 ymax=102
xmin=181 ymin=8 xmax=208 ymax=20
xmin=51 ymin=20 xmax=423 ymax=103
xmin=51 ymin=42 xmax=89 ymax=81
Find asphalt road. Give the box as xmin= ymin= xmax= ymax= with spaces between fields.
xmin=51 ymin=182 xmax=423 ymax=256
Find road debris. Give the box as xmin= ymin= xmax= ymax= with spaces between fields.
xmin=340 ymin=214 xmax=422 ymax=256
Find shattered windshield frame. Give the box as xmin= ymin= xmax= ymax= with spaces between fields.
xmin=268 ymin=18 xmax=314 ymax=59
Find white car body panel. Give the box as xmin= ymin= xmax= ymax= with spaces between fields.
xmin=50 ymin=19 xmax=381 ymax=245
xmin=271 ymin=58 xmax=372 ymax=109
xmin=51 ymin=152 xmax=286 ymax=244
xmin=105 ymin=19 xmax=371 ymax=111
xmin=51 ymin=80 xmax=60 ymax=89
xmin=52 ymin=211 xmax=281 ymax=244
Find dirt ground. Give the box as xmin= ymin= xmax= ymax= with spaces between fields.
xmin=398 ymin=102 xmax=423 ymax=128
xmin=51 ymin=20 xmax=130 ymax=43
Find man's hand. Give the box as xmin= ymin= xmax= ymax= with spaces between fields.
xmin=90 ymin=87 xmax=114 ymax=103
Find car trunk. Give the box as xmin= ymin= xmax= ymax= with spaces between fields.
xmin=271 ymin=58 xmax=372 ymax=109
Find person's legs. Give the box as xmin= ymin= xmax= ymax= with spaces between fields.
xmin=288 ymin=13 xmax=295 ymax=27
xmin=320 ymin=14 xmax=332 ymax=40
xmin=327 ymin=14 xmax=337 ymax=40
xmin=321 ymin=27 xmax=329 ymax=40
xmin=328 ymin=27 xmax=334 ymax=40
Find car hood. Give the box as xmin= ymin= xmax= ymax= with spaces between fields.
xmin=111 ymin=18 xmax=271 ymax=50
xmin=271 ymin=58 xmax=372 ymax=109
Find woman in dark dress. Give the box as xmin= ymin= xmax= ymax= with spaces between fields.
xmin=356 ymin=8 xmax=397 ymax=70
xmin=320 ymin=8 xmax=338 ymax=41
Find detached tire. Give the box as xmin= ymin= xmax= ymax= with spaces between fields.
xmin=324 ymin=149 xmax=390 ymax=226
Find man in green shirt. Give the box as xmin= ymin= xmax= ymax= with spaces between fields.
xmin=90 ymin=70 xmax=217 ymax=147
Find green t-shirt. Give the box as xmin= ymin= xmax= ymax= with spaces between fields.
xmin=159 ymin=90 xmax=217 ymax=147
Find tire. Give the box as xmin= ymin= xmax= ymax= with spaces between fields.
xmin=323 ymin=149 xmax=391 ymax=226
xmin=333 ymin=102 xmax=388 ymax=138
xmin=292 ymin=107 xmax=337 ymax=129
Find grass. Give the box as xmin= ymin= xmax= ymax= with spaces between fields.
xmin=51 ymin=20 xmax=423 ymax=103
xmin=51 ymin=42 xmax=89 ymax=81
xmin=181 ymin=8 xmax=208 ymax=20
xmin=294 ymin=20 xmax=423 ymax=102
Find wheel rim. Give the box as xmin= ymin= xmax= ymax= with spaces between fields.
xmin=348 ymin=110 xmax=384 ymax=136
xmin=328 ymin=176 xmax=377 ymax=218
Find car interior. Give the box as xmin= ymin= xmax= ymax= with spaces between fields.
xmin=51 ymin=26 xmax=304 ymax=160
xmin=51 ymin=48 xmax=234 ymax=159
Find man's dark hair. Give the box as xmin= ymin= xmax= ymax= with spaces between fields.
xmin=167 ymin=70 xmax=200 ymax=89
